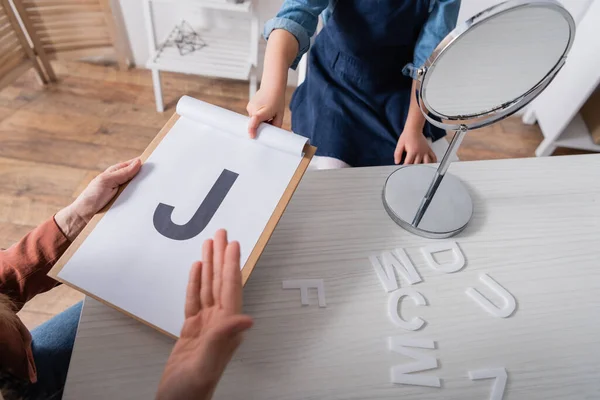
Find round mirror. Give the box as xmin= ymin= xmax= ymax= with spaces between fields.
xmin=383 ymin=0 xmax=576 ymax=239
xmin=420 ymin=0 xmax=575 ymax=130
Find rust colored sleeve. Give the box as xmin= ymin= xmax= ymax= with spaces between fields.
xmin=0 ymin=218 xmax=70 ymax=311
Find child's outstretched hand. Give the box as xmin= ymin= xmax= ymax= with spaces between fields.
xmin=246 ymin=86 xmax=286 ymax=139
xmin=394 ymin=130 xmax=437 ymax=165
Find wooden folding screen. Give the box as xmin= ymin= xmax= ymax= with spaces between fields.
xmin=0 ymin=0 xmax=131 ymax=90
xmin=0 ymin=0 xmax=51 ymax=90
xmin=13 ymin=0 xmax=131 ymax=68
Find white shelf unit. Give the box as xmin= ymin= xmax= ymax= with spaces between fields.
xmin=148 ymin=0 xmax=252 ymax=12
xmin=524 ymin=0 xmax=600 ymax=156
xmin=552 ymin=113 xmax=600 ymax=152
xmin=144 ymin=0 xmax=259 ymax=112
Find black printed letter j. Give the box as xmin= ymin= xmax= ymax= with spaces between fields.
xmin=153 ymin=169 xmax=238 ymax=240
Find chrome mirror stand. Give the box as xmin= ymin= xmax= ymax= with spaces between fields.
xmin=382 ymin=125 xmax=473 ymax=238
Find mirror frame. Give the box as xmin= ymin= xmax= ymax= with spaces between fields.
xmin=416 ymin=0 xmax=576 ymax=131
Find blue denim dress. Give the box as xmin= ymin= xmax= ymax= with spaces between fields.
xmin=267 ymin=0 xmax=459 ymax=167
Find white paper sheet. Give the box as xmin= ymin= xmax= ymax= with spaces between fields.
xmin=58 ymin=98 xmax=306 ymax=337
xmin=177 ymin=96 xmax=308 ymax=156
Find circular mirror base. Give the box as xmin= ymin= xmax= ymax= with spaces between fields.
xmin=382 ymin=165 xmax=473 ymax=239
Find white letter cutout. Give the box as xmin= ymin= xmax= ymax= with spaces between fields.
xmin=468 ymin=367 xmax=508 ymax=400
xmin=421 ymin=241 xmax=466 ymax=273
xmin=466 ymin=274 xmax=516 ymax=318
xmin=282 ymin=279 xmax=326 ymax=307
xmin=388 ymin=337 xmax=441 ymax=388
xmin=370 ymin=249 xmax=422 ymax=292
xmin=388 ymin=288 xmax=427 ymax=331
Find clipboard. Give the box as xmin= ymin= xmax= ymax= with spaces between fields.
xmin=49 ymin=98 xmax=316 ymax=338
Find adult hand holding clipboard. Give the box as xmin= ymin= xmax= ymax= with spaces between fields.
xmin=55 ymin=159 xmax=142 ymax=241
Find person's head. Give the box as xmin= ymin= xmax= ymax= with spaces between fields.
xmin=0 ymin=294 xmax=36 ymax=382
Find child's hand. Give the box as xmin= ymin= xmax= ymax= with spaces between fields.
xmin=394 ymin=130 xmax=437 ymax=165
xmin=246 ymin=86 xmax=286 ymax=139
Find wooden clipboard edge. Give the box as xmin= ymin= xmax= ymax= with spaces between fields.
xmin=241 ymin=143 xmax=316 ymax=285
xmin=59 ymin=277 xmax=178 ymax=339
xmin=48 ymin=111 xmax=315 ymax=336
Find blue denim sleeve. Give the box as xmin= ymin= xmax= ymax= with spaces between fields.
xmin=264 ymin=0 xmax=330 ymax=69
xmin=403 ymin=0 xmax=461 ymax=79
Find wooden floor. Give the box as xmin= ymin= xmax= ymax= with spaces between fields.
xmin=0 ymin=61 xmax=589 ymax=330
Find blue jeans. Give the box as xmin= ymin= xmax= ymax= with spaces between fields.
xmin=1 ymin=302 xmax=82 ymax=400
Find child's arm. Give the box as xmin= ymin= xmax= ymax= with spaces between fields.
xmin=397 ymin=0 xmax=461 ymax=164
xmin=247 ymin=30 xmax=298 ymax=138
xmin=247 ymin=0 xmax=329 ymax=137
xmin=395 ymin=80 xmax=437 ymax=165
xmin=404 ymin=0 xmax=461 ymax=81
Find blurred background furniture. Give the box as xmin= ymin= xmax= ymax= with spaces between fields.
xmin=13 ymin=0 xmax=132 ymax=68
xmin=0 ymin=0 xmax=53 ymax=89
xmin=143 ymin=0 xmax=259 ymax=112
xmin=0 ymin=0 xmax=131 ymax=90
xmin=523 ymin=0 xmax=599 ymax=156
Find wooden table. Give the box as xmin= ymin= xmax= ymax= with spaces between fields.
xmin=63 ymin=154 xmax=600 ymax=400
